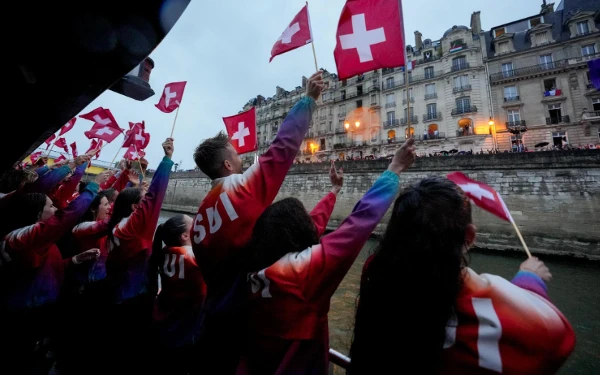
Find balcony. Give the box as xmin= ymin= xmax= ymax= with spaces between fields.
xmin=382 ymin=81 xmax=401 ymax=91
xmin=383 ymin=119 xmax=399 ymax=129
xmin=456 ymin=127 xmax=475 ymax=137
xmin=506 ymin=120 xmax=527 ymax=133
xmin=271 ymin=126 xmax=278 ymax=132
xmin=385 ymin=102 xmax=396 ymax=108
xmin=318 ymin=130 xmax=327 ymax=135
xmin=504 ymin=96 xmax=520 ymax=102
xmin=402 ymin=97 xmax=415 ymax=104
xmin=400 ymin=115 xmax=419 ymax=125
xmin=319 ymin=115 xmax=327 ymax=120
xmin=424 ymin=93 xmax=437 ymax=100
xmin=582 ymin=111 xmax=600 ymax=120
xmin=338 ymin=113 xmax=346 ymax=118
xmin=368 ymin=84 xmax=380 ymax=92
xmin=415 ymin=132 xmax=445 ymax=141
xmin=422 ymin=112 xmax=442 ymax=122
xmin=451 ymin=105 xmax=477 ymax=116
xmin=453 ymin=84 xmax=472 ymax=94
xmin=490 ymin=60 xmax=568 ymax=83
xmin=335 ymin=127 xmax=346 ymax=134
xmin=546 ymin=116 xmax=570 ymax=125
xmin=451 ymin=63 xmax=470 ymax=72
xmin=334 ymin=91 xmax=358 ymax=102
xmin=370 ymin=100 xmax=379 ymax=108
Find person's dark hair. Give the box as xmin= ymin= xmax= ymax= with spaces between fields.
xmin=246 ymin=198 xmax=319 ymax=273
xmin=193 ymin=131 xmax=231 ymax=180
xmin=152 ymin=215 xmax=188 ymax=255
xmin=81 ymin=190 xmax=111 ymax=222
xmin=78 ymin=181 xmax=88 ymax=193
xmin=0 ymin=169 xmax=36 ymax=194
xmin=103 ymin=188 xmax=118 ymax=203
xmin=349 ymin=176 xmax=472 ymax=375
xmin=3 ymin=193 xmax=48 ymax=236
xmin=107 ymin=187 xmax=143 ymax=243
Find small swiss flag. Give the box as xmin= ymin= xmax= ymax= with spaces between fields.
xmin=155 ymin=82 xmax=187 ymax=113
xmin=44 ymin=134 xmax=56 ymax=150
xmin=270 ymin=4 xmax=313 ymax=62
xmin=70 ymin=142 xmax=78 ymax=158
xmin=54 ymin=137 xmax=69 ymax=153
xmin=80 ymin=107 xmax=123 ymax=143
xmin=122 ymin=121 xmax=150 ymax=149
xmin=447 ymin=172 xmax=513 ymax=223
xmin=30 ymin=151 xmax=43 ymax=165
xmin=222 ymin=107 xmax=257 ymax=155
xmin=59 ymin=118 xmax=77 ymax=136
xmin=334 ymin=0 xmax=406 ymax=80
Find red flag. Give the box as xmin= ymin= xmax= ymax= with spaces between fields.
xmin=333 ymin=0 xmax=406 ymax=80
xmin=447 ymin=172 xmax=513 ymax=223
xmin=270 ymin=4 xmax=313 ymax=62
xmin=155 ymin=82 xmax=187 ymax=113
xmin=44 ymin=134 xmax=56 ymax=149
xmin=222 ymin=107 xmax=257 ymax=155
xmin=59 ymin=118 xmax=77 ymax=136
xmin=54 ymin=137 xmax=69 ymax=153
xmin=70 ymin=142 xmax=78 ymax=158
xmin=30 ymin=151 xmax=43 ymax=165
xmin=85 ymin=139 xmax=99 ymax=155
xmin=94 ymin=140 xmax=104 ymax=159
xmin=80 ymin=107 xmax=123 ymax=143
xmin=54 ymin=154 xmax=67 ymax=164
xmin=123 ymin=145 xmax=142 ymax=161
xmin=122 ymin=122 xmax=150 ymax=149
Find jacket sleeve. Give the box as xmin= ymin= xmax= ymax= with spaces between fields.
xmin=220 ymin=97 xmax=315 ymax=208
xmin=23 ymin=165 xmax=72 ymax=195
xmin=35 ymin=166 xmax=49 ymax=177
xmin=511 ymin=270 xmax=549 ymax=300
xmin=116 ymin=157 xmax=173 ymax=245
xmin=72 ymin=219 xmax=110 ymax=239
xmin=111 ymin=170 xmax=131 ymax=192
xmin=309 ymin=192 xmax=337 ymax=237
xmin=52 ymin=163 xmax=87 ymax=209
xmin=4 ymin=182 xmax=100 ymax=257
xmin=300 ymin=170 xmax=399 ymax=301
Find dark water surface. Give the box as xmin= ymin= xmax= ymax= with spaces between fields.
xmin=159 ymin=211 xmax=600 ymax=374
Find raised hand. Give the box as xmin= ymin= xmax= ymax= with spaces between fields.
xmin=388 ymin=138 xmax=416 ymax=176
xmin=519 ymin=256 xmax=552 ymax=282
xmin=128 ymin=170 xmax=141 ymax=186
xmin=162 ymin=138 xmax=174 ymax=159
xmin=94 ymin=170 xmax=114 ymax=186
xmin=329 ymin=161 xmax=344 ymax=195
xmin=73 ymin=154 xmax=91 ymax=167
xmin=72 ymin=248 xmax=101 ymax=264
xmin=306 ymin=71 xmax=325 ymax=101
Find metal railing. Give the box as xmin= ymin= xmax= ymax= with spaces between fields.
xmin=453 ymin=84 xmax=472 ymax=93
xmin=400 ymin=115 xmax=419 ymax=124
xmin=451 ymin=105 xmax=477 ymax=115
xmin=423 ymin=112 xmax=442 ymax=122
xmin=385 ymin=102 xmax=396 ymax=108
xmin=506 ymin=120 xmax=527 ymax=133
xmin=490 ymin=59 xmax=569 ymax=83
xmin=415 ymin=132 xmax=445 ymax=141
xmin=383 ymin=119 xmax=399 ymax=128
xmin=424 ymin=93 xmax=437 ymax=100
xmin=504 ymin=96 xmax=520 ymax=102
xmin=451 ymin=62 xmax=470 ymax=72
xmin=546 ymin=116 xmax=570 ymax=124
xmin=402 ymin=97 xmax=415 ymax=104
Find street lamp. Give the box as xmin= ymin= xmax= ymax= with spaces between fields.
xmin=488 ymin=117 xmax=497 ymax=150
xmin=355 ymin=121 xmax=360 ymax=128
xmin=344 ymin=122 xmax=350 ymax=129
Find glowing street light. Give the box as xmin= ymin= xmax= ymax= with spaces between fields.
xmin=355 ymin=121 xmax=360 ymax=128
xmin=344 ymin=122 xmax=350 ymax=129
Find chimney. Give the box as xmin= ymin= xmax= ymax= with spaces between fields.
xmin=540 ymin=1 xmax=554 ymax=14
xmin=276 ymin=86 xmax=284 ymax=96
xmin=414 ymin=31 xmax=422 ymax=50
xmin=470 ymin=11 xmax=482 ymax=34
xmin=302 ymin=76 xmax=308 ymax=88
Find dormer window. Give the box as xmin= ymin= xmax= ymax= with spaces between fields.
xmin=567 ymin=11 xmax=598 ymax=38
xmin=494 ymin=27 xmax=506 ymax=38
xmin=577 ymin=21 xmax=590 ymax=35
xmin=535 ymin=32 xmax=549 ymax=45
xmin=498 ymin=41 xmax=509 ymax=54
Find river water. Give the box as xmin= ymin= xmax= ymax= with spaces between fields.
xmin=159 ymin=211 xmax=600 ymax=374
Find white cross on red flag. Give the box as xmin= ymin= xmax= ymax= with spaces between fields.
xmin=123 ymin=145 xmax=145 ymax=161
xmin=80 ymin=107 xmax=123 ymax=143
xmin=122 ymin=121 xmax=150 ymax=149
xmin=44 ymin=134 xmax=56 ymax=150
xmin=155 ymin=81 xmax=187 ymax=113
xmin=59 ymin=118 xmax=77 ymax=136
xmin=447 ymin=172 xmax=513 ymax=223
xmin=270 ymin=4 xmax=313 ymax=62
xmin=222 ymin=107 xmax=257 ymax=155
xmin=334 ymin=0 xmax=406 ymax=80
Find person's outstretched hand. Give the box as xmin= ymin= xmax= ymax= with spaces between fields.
xmin=72 ymin=248 xmax=101 ymax=264
xmin=306 ymin=72 xmax=325 ymax=101
xmin=163 ymin=138 xmax=174 ymax=159
xmin=388 ymin=138 xmax=416 ymax=176
xmin=329 ymin=161 xmax=344 ymax=195
xmin=520 ymin=256 xmax=552 ymax=282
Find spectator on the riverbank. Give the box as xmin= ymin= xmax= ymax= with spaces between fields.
xmin=190 ymin=72 xmax=323 ymax=373
xmin=237 ymin=140 xmax=414 ymax=375
xmin=349 ymin=176 xmax=576 ymax=374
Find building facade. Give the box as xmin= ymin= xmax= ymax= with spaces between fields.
xmin=484 ymin=0 xmax=600 ymax=151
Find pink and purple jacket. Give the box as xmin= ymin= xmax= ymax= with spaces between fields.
xmin=105 ymin=156 xmax=173 ymax=303
xmin=72 ymin=219 xmax=110 ymax=283
xmin=192 ymin=96 xmax=316 ymax=292
xmin=0 ymin=180 xmax=100 ymax=311
xmin=238 ymin=170 xmax=400 ymax=375
xmin=50 ymin=163 xmax=87 ymax=210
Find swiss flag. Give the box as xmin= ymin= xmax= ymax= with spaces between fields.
xmin=30 ymin=151 xmax=43 ymax=165
xmin=334 ymin=0 xmax=406 ymax=80
xmin=54 ymin=137 xmax=69 ymax=153
xmin=447 ymin=172 xmax=513 ymax=223
xmin=54 ymin=154 xmax=67 ymax=164
xmin=70 ymin=142 xmax=78 ymax=158
xmin=123 ymin=145 xmax=144 ymax=161
xmin=44 ymin=134 xmax=56 ymax=150
xmin=270 ymin=4 xmax=313 ymax=62
xmin=222 ymin=107 xmax=257 ymax=155
xmin=80 ymin=107 xmax=123 ymax=143
xmin=122 ymin=121 xmax=150 ymax=149
xmin=59 ymin=118 xmax=77 ymax=136
xmin=85 ymin=139 xmax=103 ymax=159
xmin=155 ymin=82 xmax=187 ymax=113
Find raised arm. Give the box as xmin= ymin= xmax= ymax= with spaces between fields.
xmin=52 ymin=162 xmax=88 ymax=209
xmin=511 ymin=257 xmax=553 ymax=300
xmin=310 ymin=162 xmax=343 ymax=236
xmin=117 ymin=139 xmax=173 ymax=243
xmin=223 ymin=72 xmax=323 ymax=207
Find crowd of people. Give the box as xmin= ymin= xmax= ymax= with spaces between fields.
xmin=0 ymin=72 xmax=576 ymax=374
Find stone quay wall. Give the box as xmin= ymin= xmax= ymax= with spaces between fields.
xmin=158 ymin=150 xmax=600 ymax=259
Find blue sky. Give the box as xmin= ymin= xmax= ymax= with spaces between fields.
xmin=51 ymin=0 xmax=541 ymax=170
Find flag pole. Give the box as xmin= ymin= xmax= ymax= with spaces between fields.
xmin=170 ymin=101 xmax=181 ymax=139
xmin=306 ymin=1 xmax=319 ymax=72
xmin=45 ymin=144 xmax=55 ymax=158
xmin=397 ymin=0 xmax=411 ymax=140
xmin=510 ymin=220 xmax=532 ymax=258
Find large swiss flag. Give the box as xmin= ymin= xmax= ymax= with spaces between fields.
xmin=334 ymin=0 xmax=406 ymax=80
xmin=270 ymin=4 xmax=313 ymax=62
xmin=222 ymin=107 xmax=257 ymax=155
xmin=155 ymin=81 xmax=187 ymax=113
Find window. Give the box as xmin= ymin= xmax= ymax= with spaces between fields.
xmin=425 ymin=84 xmax=436 ymax=95
xmin=403 ymin=107 xmax=414 ymax=118
xmin=387 ymin=111 xmax=395 ymax=122
xmin=322 ymin=92 xmax=328 ymax=101
xmin=424 ymin=66 xmax=434 ymax=79
xmin=507 ymin=109 xmax=521 ymax=124
xmin=511 ymin=134 xmax=524 ymax=152
xmin=452 ymin=56 xmax=467 ymax=70
xmin=502 ymin=62 xmax=514 ymax=77
xmin=339 ymin=104 xmax=346 ymax=115
xmin=357 ymin=85 xmax=363 ymax=96
xmin=582 ymin=44 xmax=596 ymax=56
xmin=548 ymin=103 xmax=562 ymax=123
xmin=427 ymin=103 xmax=437 ymax=118
xmin=535 ymin=32 xmax=549 ymax=45
xmin=403 ymin=88 xmax=413 ymax=100
xmin=593 ymin=98 xmax=600 ymax=111
xmin=370 ymin=94 xmax=376 ymax=104
xmin=504 ymin=86 xmax=518 ymax=100
xmin=453 ymin=75 xmax=469 ymax=88
xmin=497 ymin=41 xmax=509 ymax=53
xmin=544 ymin=78 xmax=556 ymax=91
xmin=386 ymin=77 xmax=394 ymax=89
xmin=540 ymin=54 xmax=553 ymax=69
xmin=552 ymin=131 xmax=567 ymax=149
xmin=328 ymin=121 xmax=333 ymax=131
xmin=356 ymin=100 xmax=363 ymax=108
xmin=494 ymin=27 xmax=506 ymax=38
xmin=456 ymin=97 xmax=471 ymax=112
xmin=577 ymin=21 xmax=590 ymax=35
xmin=340 ymin=90 xmax=346 ymax=100
xmin=386 ymin=93 xmax=395 ymax=104
xmin=530 ymin=17 xmax=542 ymax=27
